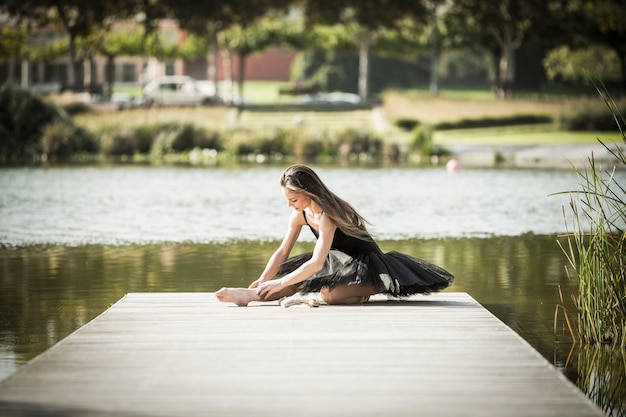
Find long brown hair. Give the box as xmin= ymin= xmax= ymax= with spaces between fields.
xmin=280 ymin=164 xmax=371 ymax=240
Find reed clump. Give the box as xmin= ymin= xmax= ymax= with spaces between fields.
xmin=560 ymin=86 xmax=626 ymax=348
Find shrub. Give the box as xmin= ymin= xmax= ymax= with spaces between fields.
xmin=233 ymin=127 xmax=292 ymax=160
xmin=0 ymin=83 xmax=68 ymax=159
xmin=410 ymin=125 xmax=434 ymax=153
xmin=236 ymin=142 xmax=255 ymax=156
xmin=126 ymin=122 xmax=224 ymax=155
xmin=558 ymin=99 xmax=626 ymax=131
xmin=558 ymin=88 xmax=626 ymax=347
xmin=61 ymin=102 xmax=93 ymax=116
xmin=170 ymin=124 xmax=196 ymax=152
xmin=296 ymin=138 xmax=326 ymax=162
xmin=41 ymin=121 xmax=98 ymax=158
xmin=257 ymin=128 xmax=292 ymax=156
xmin=435 ymin=114 xmax=553 ymax=130
xmin=132 ymin=126 xmax=157 ymax=154
xmin=194 ymin=129 xmax=224 ymax=151
xmin=409 ymin=125 xmax=449 ymax=158
xmin=100 ymin=129 xmax=137 ymax=156
xmin=394 ymin=118 xmax=420 ymax=131
xmin=336 ymin=129 xmax=382 ymax=160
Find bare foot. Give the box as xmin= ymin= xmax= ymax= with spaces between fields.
xmin=215 ymin=287 xmax=258 ymax=306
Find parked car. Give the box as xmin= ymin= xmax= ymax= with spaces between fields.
xmin=143 ymin=76 xmax=220 ymax=107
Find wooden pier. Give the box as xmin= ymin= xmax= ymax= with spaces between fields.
xmin=0 ymin=292 xmax=603 ymax=417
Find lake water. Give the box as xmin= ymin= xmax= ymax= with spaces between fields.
xmin=1 ymin=164 xmax=625 ymax=415
xmin=0 ymin=165 xmax=580 ymax=245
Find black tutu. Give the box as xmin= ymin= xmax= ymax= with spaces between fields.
xmin=277 ymin=248 xmax=454 ymax=297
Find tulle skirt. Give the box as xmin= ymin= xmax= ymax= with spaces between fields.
xmin=277 ymin=249 xmax=454 ymax=296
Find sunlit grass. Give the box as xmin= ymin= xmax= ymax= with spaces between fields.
xmin=400 ymin=85 xmax=495 ymax=100
xmin=558 ymin=87 xmax=626 ymax=348
xmin=72 ymin=83 xmax=617 ymax=150
xmin=74 ymin=107 xmax=375 ymax=136
xmin=74 ymin=107 xmax=231 ymax=132
xmin=434 ymin=125 xmax=621 ymax=145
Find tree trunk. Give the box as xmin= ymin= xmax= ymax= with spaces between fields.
xmin=105 ymin=55 xmax=115 ymax=100
xmin=496 ymin=24 xmax=516 ymax=98
xmin=221 ymin=49 xmax=233 ymax=104
xmin=499 ymin=45 xmax=515 ymax=85
xmin=358 ymin=29 xmax=369 ymax=101
xmin=616 ymin=51 xmax=626 ymax=95
xmin=67 ymin=33 xmax=76 ymax=87
xmin=7 ymin=59 xmax=15 ymax=82
xmin=237 ymin=53 xmax=246 ymax=107
xmin=207 ymin=29 xmax=219 ymax=96
xmin=429 ymin=4 xmax=440 ymax=97
xmin=490 ymin=48 xmax=501 ymax=94
xmin=20 ymin=59 xmax=29 ymax=89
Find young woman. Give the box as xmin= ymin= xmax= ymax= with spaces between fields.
xmin=215 ymin=164 xmax=454 ymax=307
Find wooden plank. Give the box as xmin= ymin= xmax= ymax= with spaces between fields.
xmin=0 ymin=292 xmax=603 ymax=417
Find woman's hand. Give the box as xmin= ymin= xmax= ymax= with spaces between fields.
xmin=255 ymin=278 xmax=285 ymax=299
xmin=248 ymin=278 xmax=264 ymax=289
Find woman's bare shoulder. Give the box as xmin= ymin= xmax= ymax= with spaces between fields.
xmin=288 ymin=209 xmax=307 ymax=227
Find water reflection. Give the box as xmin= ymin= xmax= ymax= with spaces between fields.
xmin=568 ymin=345 xmax=626 ymax=417
xmin=1 ymin=160 xmax=626 ymax=415
xmin=3 ymin=235 xmax=624 ymax=417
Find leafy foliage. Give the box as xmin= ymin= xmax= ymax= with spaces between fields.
xmin=559 ymin=99 xmax=626 ymax=131
xmin=0 ymin=83 xmax=68 ymax=160
xmin=41 ymin=120 xmax=98 ymax=158
xmin=543 ymin=45 xmax=622 ymax=84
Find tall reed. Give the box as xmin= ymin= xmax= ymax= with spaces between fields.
xmin=560 ymin=84 xmax=626 ymax=347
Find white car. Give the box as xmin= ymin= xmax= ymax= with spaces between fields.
xmin=143 ymin=76 xmax=220 ymax=106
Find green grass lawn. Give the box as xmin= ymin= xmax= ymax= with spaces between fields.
xmin=85 ymin=82 xmax=622 ymax=149
xmin=434 ymin=124 xmax=622 ymax=146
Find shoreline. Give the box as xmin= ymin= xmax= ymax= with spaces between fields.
xmin=447 ymin=142 xmax=623 ymax=169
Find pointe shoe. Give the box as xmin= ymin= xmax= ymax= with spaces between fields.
xmin=280 ymin=293 xmax=320 ymax=308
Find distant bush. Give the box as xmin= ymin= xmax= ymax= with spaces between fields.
xmin=169 ymin=124 xmax=196 ymax=152
xmin=150 ymin=123 xmax=224 ymax=154
xmin=435 ymin=114 xmax=553 ymax=130
xmin=233 ymin=127 xmax=292 ymax=159
xmin=132 ymin=126 xmax=157 ymax=154
xmin=0 ymin=83 xmax=68 ymax=160
xmin=41 ymin=121 xmax=98 ymax=158
xmin=170 ymin=124 xmax=224 ymax=152
xmin=394 ymin=118 xmax=420 ymax=131
xmin=335 ymin=129 xmax=383 ymax=161
xmin=296 ymin=138 xmax=327 ymax=162
xmin=194 ymin=128 xmax=224 ymax=151
xmin=100 ymin=129 xmax=136 ymax=156
xmin=558 ymin=99 xmax=626 ymax=131
xmin=61 ymin=102 xmax=93 ymax=116
xmin=410 ymin=125 xmax=449 ymax=157
xmin=410 ymin=125 xmax=434 ymax=153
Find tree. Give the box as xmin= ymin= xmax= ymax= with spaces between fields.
xmin=97 ymin=27 xmax=144 ymax=98
xmin=303 ymin=0 xmax=429 ymax=101
xmin=543 ymin=45 xmax=622 ymax=85
xmin=0 ymin=0 xmax=135 ymax=87
xmin=565 ymin=0 xmax=626 ymax=93
xmin=444 ymin=0 xmax=554 ymax=97
xmin=166 ymin=0 xmax=295 ymax=101
xmin=0 ymin=24 xmax=34 ymax=84
xmin=374 ymin=1 xmax=450 ymax=96
xmin=225 ymin=14 xmax=299 ymax=102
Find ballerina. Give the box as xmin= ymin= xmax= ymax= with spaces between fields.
xmin=216 ymin=164 xmax=453 ymax=307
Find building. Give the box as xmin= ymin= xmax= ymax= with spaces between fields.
xmin=0 ymin=18 xmax=296 ymax=94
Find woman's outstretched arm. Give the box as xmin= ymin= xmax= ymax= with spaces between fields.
xmin=255 ymin=214 xmax=335 ymax=298
xmin=248 ymin=210 xmax=304 ymax=289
